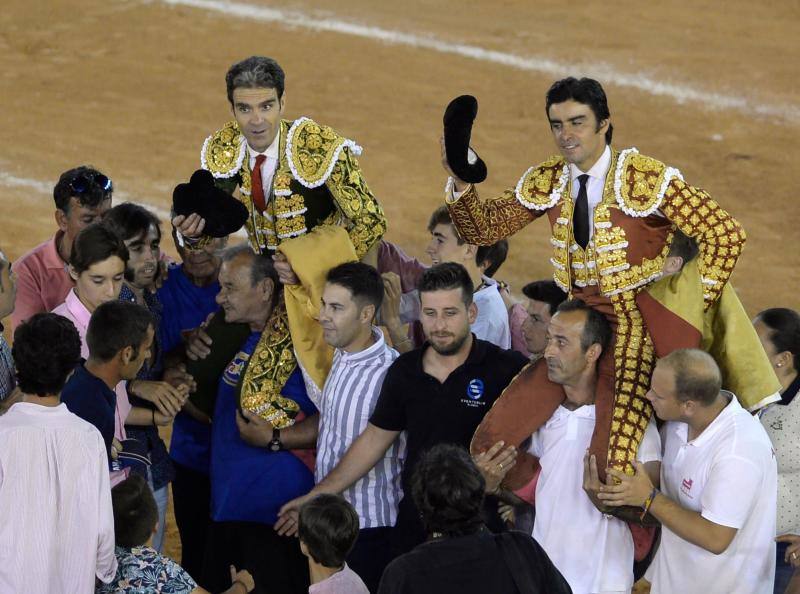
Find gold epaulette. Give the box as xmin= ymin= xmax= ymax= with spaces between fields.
xmin=514 ymin=155 xmax=569 ymax=211
xmin=200 ymin=121 xmax=247 ymax=179
xmin=613 ymin=148 xmax=683 ymax=217
xmin=285 ymin=116 xmax=363 ymax=189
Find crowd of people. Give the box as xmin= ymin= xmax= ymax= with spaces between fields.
xmin=0 ymin=54 xmax=797 ymax=594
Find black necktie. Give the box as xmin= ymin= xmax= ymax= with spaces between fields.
xmin=573 ymin=174 xmax=590 ymax=249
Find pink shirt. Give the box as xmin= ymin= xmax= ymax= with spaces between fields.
xmin=0 ymin=402 xmax=117 ymax=592
xmin=308 ymin=564 xmax=369 ymax=594
xmin=11 ymin=232 xmax=74 ymax=331
xmin=53 ymin=289 xmax=131 ymax=486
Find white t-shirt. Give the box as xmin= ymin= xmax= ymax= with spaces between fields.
xmin=646 ymin=393 xmax=777 ymax=594
xmin=530 ymin=404 xmax=661 ymax=594
xmin=472 ymin=276 xmax=511 ymax=349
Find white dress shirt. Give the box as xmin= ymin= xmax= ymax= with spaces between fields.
xmin=569 ymin=145 xmax=612 ymax=240
xmin=0 ymin=402 xmax=117 ymax=592
xmin=248 ymin=130 xmax=281 ymax=202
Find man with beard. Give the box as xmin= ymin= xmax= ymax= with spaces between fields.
xmin=103 ymin=203 xmax=187 ymax=552
xmin=277 ymin=262 xmax=528 ymax=555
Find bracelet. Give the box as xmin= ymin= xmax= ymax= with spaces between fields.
xmin=640 ymin=487 xmax=659 ymax=521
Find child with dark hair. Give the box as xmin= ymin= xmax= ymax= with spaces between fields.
xmin=298 ymin=494 xmax=369 ymax=594
xmin=98 ymin=474 xmax=254 ymax=594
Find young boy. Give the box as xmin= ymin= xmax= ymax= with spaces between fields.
xmin=298 ymin=495 xmax=370 ymax=594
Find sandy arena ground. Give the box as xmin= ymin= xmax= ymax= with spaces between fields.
xmin=1 ymin=0 xmax=798 ymax=560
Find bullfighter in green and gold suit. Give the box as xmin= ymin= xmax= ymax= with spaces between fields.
xmin=182 ymin=56 xmax=387 ymax=420
xmin=444 ymin=79 xmax=774 ymax=492
xmin=201 ymin=115 xmax=385 ymax=258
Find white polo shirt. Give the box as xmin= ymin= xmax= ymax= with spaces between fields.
xmin=646 ymin=392 xmax=777 ymax=594
xmin=530 ymin=404 xmax=661 ymax=594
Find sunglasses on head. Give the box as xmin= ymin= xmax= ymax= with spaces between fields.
xmin=69 ymin=172 xmax=113 ymax=195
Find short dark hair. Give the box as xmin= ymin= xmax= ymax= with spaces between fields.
xmin=412 ymin=443 xmax=485 ymax=538
xmin=418 ymin=262 xmax=474 ymax=306
xmin=660 ymin=349 xmax=722 ymax=406
xmin=219 ymin=244 xmax=280 ymax=288
xmin=325 ymin=261 xmax=384 ymax=311
xmin=12 ymin=314 xmax=82 ymax=397
xmin=298 ymin=494 xmax=360 ymax=568
xmin=545 ymin=77 xmax=613 ymax=145
xmin=427 ymin=205 xmax=465 ymax=245
xmin=226 ymin=56 xmax=286 ymax=103
xmin=756 ymin=308 xmax=800 ymax=372
xmin=111 ymin=474 xmax=158 ymax=548
xmin=556 ymin=299 xmax=611 ymax=353
xmin=70 ymin=223 xmax=129 ymax=275
xmin=86 ymin=301 xmax=154 ymax=363
xmin=521 ymin=280 xmax=568 ymax=315
xmin=53 ymin=166 xmax=113 ymax=213
xmin=667 ymin=230 xmax=699 ymax=265
xmin=103 ymin=203 xmax=161 ymax=244
xmin=476 ymin=240 xmax=508 ymax=278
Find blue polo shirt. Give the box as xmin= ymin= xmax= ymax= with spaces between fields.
xmin=61 ymin=363 xmax=117 ymax=456
xmin=157 ymin=262 xmax=221 ymax=474
xmin=210 ymin=331 xmax=317 ymax=526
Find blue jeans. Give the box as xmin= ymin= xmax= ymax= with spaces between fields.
xmin=147 ymin=467 xmax=169 ymax=552
xmin=776 ymin=541 xmax=794 ymax=594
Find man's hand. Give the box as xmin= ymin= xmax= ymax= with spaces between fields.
xmin=172 ymin=213 xmax=206 ymax=239
xmin=130 ymin=380 xmax=188 ymax=417
xmin=275 ymin=493 xmax=316 ymax=536
xmin=473 ymin=440 xmax=517 ymax=494
xmin=186 ymin=325 xmax=213 ymax=361
xmin=235 ymin=409 xmax=274 ymax=447
xmin=229 ymin=565 xmax=255 ymax=593
xmin=162 ymin=364 xmax=197 ymax=394
xmin=110 ymin=437 xmax=122 ymax=460
xmin=777 ymin=534 xmax=800 ymax=568
xmin=272 ymin=252 xmax=300 ymax=286
xmin=439 ymin=135 xmax=469 ymax=193
xmin=381 ymin=272 xmax=402 ymax=325
xmin=597 ymin=461 xmax=654 ymax=508
xmin=582 ymin=451 xmax=612 ymax=513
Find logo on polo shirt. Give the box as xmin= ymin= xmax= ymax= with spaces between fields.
xmin=681 ymin=477 xmax=693 ymax=496
xmin=461 ymin=378 xmax=487 ymax=408
xmin=467 ymin=379 xmax=485 ymax=400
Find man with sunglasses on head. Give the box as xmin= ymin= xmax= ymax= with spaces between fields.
xmin=12 ymin=166 xmax=113 ymax=330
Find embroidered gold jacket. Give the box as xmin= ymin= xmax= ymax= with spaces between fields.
xmin=201 ymin=117 xmax=386 ymax=257
xmin=447 ymin=148 xmax=745 ymax=307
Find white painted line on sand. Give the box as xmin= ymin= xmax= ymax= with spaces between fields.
xmin=159 ymin=0 xmax=799 ymax=123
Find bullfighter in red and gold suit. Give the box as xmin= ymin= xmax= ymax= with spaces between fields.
xmin=443 ymin=78 xmax=751 ymax=491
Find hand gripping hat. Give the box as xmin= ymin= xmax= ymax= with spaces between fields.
xmin=443 ymin=95 xmax=487 ymax=184
xmin=172 ymin=169 xmax=249 ymax=237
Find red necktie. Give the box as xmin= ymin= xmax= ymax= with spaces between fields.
xmin=251 ymin=154 xmax=267 ymax=212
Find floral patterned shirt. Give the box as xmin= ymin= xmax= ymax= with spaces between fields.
xmin=96 ymin=546 xmax=196 ymax=594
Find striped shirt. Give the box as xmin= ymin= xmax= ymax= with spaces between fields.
xmin=315 ymin=327 xmax=405 ymax=529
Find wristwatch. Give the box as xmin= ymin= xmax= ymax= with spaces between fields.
xmin=268 ymin=428 xmax=283 ymax=452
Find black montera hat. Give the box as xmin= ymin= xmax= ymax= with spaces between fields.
xmin=443 ymin=95 xmax=488 ymax=184
xmin=172 ymin=169 xmax=249 ymax=238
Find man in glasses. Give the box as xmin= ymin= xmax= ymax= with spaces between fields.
xmin=12 ymin=165 xmax=113 ymax=330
